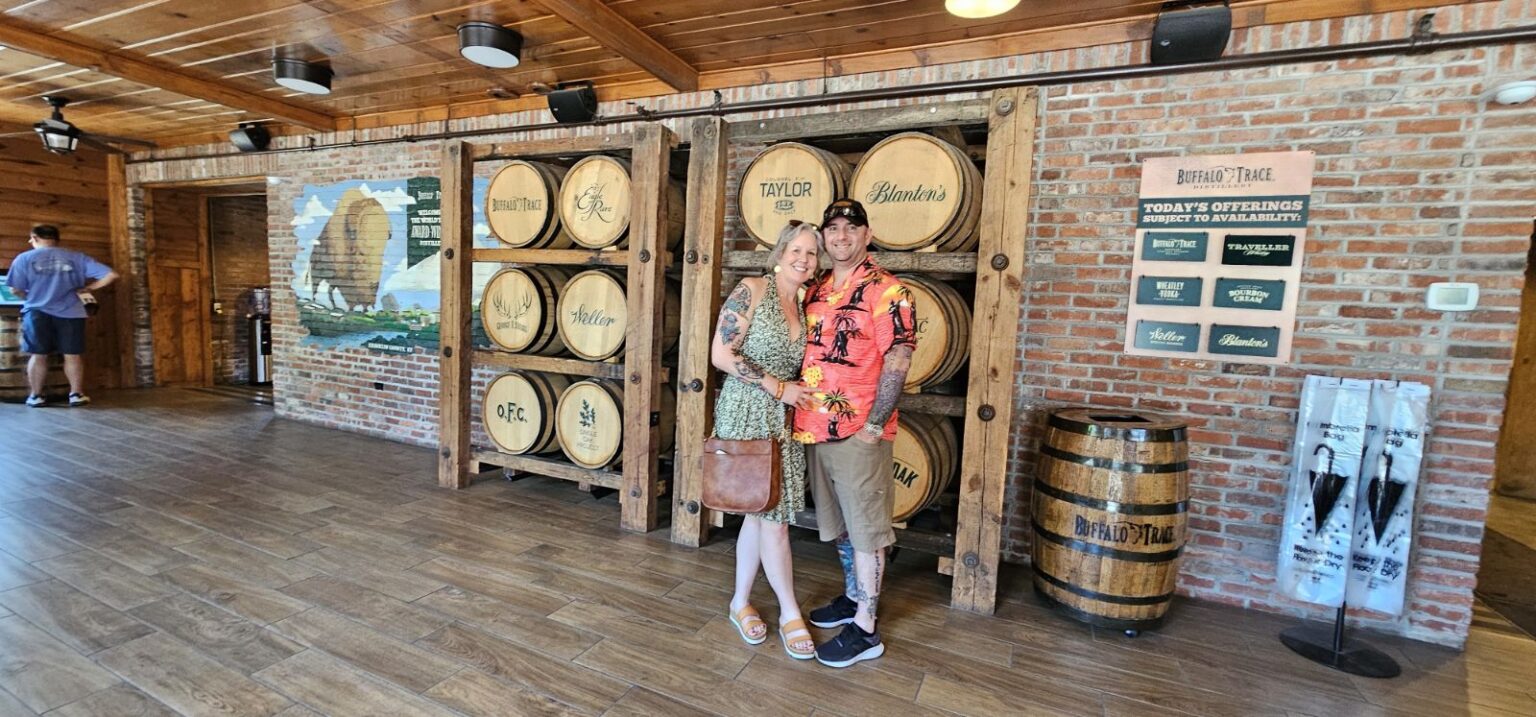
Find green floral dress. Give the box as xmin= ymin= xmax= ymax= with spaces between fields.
xmin=712 ymin=277 xmax=807 ymax=523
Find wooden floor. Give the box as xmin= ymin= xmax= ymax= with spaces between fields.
xmin=1 ymin=389 xmax=1534 ymax=717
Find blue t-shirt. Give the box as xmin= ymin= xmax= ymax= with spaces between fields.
xmin=5 ymin=246 xmax=113 ymax=319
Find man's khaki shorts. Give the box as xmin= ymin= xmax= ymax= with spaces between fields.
xmin=807 ymin=438 xmax=896 ymax=553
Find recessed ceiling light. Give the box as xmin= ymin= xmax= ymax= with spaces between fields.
xmin=945 ymin=0 xmax=1021 ymax=19
xmin=273 ymin=58 xmax=333 ymax=95
xmin=458 ymin=22 xmax=523 ymax=69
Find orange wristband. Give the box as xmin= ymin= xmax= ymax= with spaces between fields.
xmin=773 ymin=380 xmax=785 ymax=402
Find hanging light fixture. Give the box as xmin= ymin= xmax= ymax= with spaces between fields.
xmin=945 ymin=0 xmax=1021 ymax=19
xmin=272 ymin=58 xmax=333 ymax=95
xmin=458 ymin=22 xmax=523 ymax=69
xmin=33 ymin=96 xmax=81 ymax=155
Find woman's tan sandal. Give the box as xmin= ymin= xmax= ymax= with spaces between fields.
xmin=730 ymin=605 xmax=768 ymax=645
xmin=779 ymin=618 xmax=816 ymax=660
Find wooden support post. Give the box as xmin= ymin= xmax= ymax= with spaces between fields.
xmin=619 ymin=124 xmax=674 ymax=532
xmin=952 ymin=87 xmax=1038 ymax=613
xmin=671 ymin=117 xmax=729 ymax=547
xmin=437 ymin=141 xmax=475 ymax=489
xmin=106 ymin=154 xmax=136 ymax=389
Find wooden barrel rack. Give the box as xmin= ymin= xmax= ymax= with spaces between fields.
xmin=672 ymin=88 xmax=1040 ymax=615
xmin=438 ymin=126 xmax=683 ymax=533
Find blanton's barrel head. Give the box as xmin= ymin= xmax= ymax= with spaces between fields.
xmin=850 ymin=132 xmax=982 ymax=252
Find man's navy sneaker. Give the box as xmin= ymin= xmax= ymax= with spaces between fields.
xmin=808 ymin=594 xmax=857 ymax=628
xmin=815 ymin=622 xmax=884 ymax=668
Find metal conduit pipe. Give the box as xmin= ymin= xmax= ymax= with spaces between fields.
xmin=129 ymin=24 xmax=1536 ymax=165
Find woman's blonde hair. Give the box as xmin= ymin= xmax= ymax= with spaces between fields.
xmin=766 ymin=221 xmax=822 ymax=273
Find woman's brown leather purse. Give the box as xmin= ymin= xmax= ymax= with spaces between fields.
xmin=699 ymin=437 xmax=782 ymax=514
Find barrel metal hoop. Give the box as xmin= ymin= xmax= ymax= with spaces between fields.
xmin=1039 ymin=444 xmax=1187 ymax=474
xmin=1047 ymin=414 xmax=1186 ymax=442
xmin=1031 ymin=519 xmax=1183 ymax=563
xmin=1031 ymin=564 xmax=1174 ymax=606
xmin=1034 ymin=585 xmax=1168 ymax=631
xmin=1032 ymin=478 xmax=1187 ymax=516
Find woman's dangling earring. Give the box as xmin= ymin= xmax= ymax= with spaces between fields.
xmin=773 ymin=265 xmax=782 ymax=274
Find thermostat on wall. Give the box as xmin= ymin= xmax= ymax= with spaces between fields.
xmin=1426 ymin=282 xmax=1479 ymax=312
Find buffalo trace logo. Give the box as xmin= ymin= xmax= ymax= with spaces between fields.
xmin=490 ymin=196 xmax=543 ymax=212
xmin=1175 ymin=165 xmax=1276 ymax=188
xmin=1074 ymin=516 xmax=1177 ymax=546
xmin=575 ymin=183 xmax=615 ymax=223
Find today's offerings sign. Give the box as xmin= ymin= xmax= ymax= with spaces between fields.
xmin=1125 ymin=151 xmax=1315 ymax=364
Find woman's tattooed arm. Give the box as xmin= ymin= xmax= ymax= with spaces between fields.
xmin=711 ymin=280 xmax=774 ymax=391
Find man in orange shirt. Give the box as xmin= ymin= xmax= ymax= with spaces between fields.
xmin=796 ymin=199 xmax=915 ymax=667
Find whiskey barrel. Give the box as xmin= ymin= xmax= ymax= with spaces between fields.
xmin=555 ymin=270 xmax=679 ymax=361
xmin=891 ymin=413 xmax=959 ymax=522
xmin=738 ymin=142 xmax=852 ymax=247
xmin=485 ymin=160 xmax=572 ymax=248
xmin=555 ymin=379 xmax=676 ymax=469
xmin=482 ymin=371 xmax=572 ymax=454
xmin=850 ymin=132 xmax=982 ymax=252
xmin=1032 ymin=408 xmax=1189 ymax=632
xmin=481 ymin=267 xmax=574 ymax=355
xmin=0 ymin=312 xmax=68 ymax=402
xmin=897 ymin=275 xmax=971 ymax=390
xmin=557 ymin=155 xmax=685 ymax=250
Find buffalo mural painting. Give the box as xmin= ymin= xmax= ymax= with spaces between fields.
xmin=306 ymin=188 xmax=390 ymax=312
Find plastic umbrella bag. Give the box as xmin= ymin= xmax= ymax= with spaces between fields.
xmin=1278 ymin=375 xmax=1372 ymax=607
xmin=1345 ymin=380 xmax=1430 ymax=615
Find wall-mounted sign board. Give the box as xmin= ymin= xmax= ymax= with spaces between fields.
xmin=1124 ymin=151 xmax=1315 ymax=364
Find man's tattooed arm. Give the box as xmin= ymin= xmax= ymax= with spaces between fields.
xmin=710 ymin=280 xmax=775 ymax=391
xmin=858 ymin=344 xmax=913 ymax=441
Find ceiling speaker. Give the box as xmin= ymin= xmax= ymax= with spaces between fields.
xmin=1150 ymin=3 xmax=1232 ymax=65
xmin=547 ymin=84 xmax=598 ymax=124
xmin=229 ymin=123 xmax=271 ymax=152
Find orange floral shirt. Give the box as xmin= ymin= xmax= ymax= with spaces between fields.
xmin=793 ymin=257 xmax=917 ymax=443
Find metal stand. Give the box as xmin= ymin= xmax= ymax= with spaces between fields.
xmin=1279 ymin=605 xmax=1401 ymax=678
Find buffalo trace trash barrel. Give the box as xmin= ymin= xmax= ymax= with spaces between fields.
xmin=1031 ymin=408 xmax=1190 ymax=635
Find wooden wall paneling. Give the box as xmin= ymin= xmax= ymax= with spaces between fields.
xmin=619 ymin=123 xmax=675 ymax=533
xmin=438 ymin=141 xmax=475 ymax=489
xmin=533 ymin=0 xmax=699 ymax=91
xmin=951 ymin=87 xmax=1038 ymax=614
xmin=671 ymin=116 xmax=728 ymax=547
xmin=197 ymin=196 xmax=214 ymax=386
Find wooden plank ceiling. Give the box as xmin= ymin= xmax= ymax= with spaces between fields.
xmin=0 ymin=0 xmax=1464 ymax=148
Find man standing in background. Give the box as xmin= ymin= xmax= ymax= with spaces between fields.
xmin=5 ymin=224 xmax=118 ymax=407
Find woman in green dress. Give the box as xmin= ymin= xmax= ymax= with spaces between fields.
xmin=711 ymin=221 xmax=820 ymax=660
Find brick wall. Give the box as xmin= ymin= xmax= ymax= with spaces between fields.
xmin=125 ymin=1 xmax=1536 ymax=646
xmin=208 ymin=195 xmax=269 ymax=384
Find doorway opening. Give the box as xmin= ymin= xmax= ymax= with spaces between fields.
xmin=1482 ymin=219 xmax=1536 ymax=638
xmin=143 ymin=181 xmax=271 ymax=404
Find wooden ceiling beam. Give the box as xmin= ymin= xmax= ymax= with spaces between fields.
xmin=532 ymin=0 xmax=698 ymax=92
xmin=0 ymin=18 xmax=336 ymax=131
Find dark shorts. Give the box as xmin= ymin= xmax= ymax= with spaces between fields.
xmin=20 ymin=310 xmax=85 ymax=355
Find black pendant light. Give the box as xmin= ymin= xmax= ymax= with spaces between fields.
xmin=33 ymin=96 xmax=81 ymax=155
xmin=273 ymin=58 xmax=333 ymax=95
xmin=458 ymin=22 xmax=523 ymax=69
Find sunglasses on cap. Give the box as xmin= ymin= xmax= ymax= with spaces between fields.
xmin=821 ymin=199 xmax=868 ymax=226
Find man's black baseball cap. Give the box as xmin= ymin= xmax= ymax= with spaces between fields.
xmin=822 ymin=198 xmax=869 ymax=227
